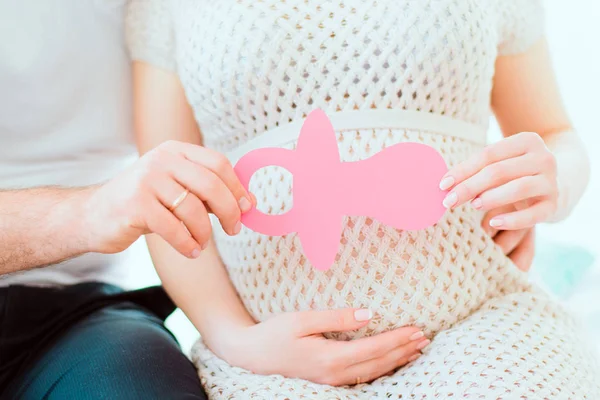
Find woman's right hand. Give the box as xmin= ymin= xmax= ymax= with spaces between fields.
xmin=212 ymin=308 xmax=430 ymax=386
xmin=82 ymin=140 xmax=252 ymax=258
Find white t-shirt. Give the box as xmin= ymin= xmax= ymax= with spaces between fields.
xmin=0 ymin=0 xmax=141 ymax=287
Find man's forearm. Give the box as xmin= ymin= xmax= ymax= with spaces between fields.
xmin=0 ymin=187 xmax=93 ymax=275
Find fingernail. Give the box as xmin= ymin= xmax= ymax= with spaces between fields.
xmin=201 ymin=242 xmax=209 ymax=251
xmin=416 ymin=339 xmax=431 ymax=350
xmin=233 ymin=220 xmax=242 ymax=235
xmin=442 ymin=192 xmax=457 ymax=208
xmin=239 ymin=196 xmax=252 ymax=213
xmin=439 ymin=176 xmax=455 ymax=190
xmin=354 ymin=309 xmax=373 ymax=321
xmin=490 ymin=218 xmax=503 ymax=228
xmin=471 ymin=198 xmax=483 ymax=210
xmin=191 ymin=249 xmax=201 ymax=259
xmin=408 ymin=353 xmax=421 ymax=362
xmin=409 ymin=331 xmax=425 ymax=341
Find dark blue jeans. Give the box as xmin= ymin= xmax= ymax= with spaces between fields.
xmin=0 ymin=282 xmax=206 ymax=400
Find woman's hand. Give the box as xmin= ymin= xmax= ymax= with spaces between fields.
xmin=440 ymin=131 xmax=559 ymax=230
xmin=483 ymin=204 xmax=536 ymax=271
xmin=211 ymin=308 xmax=430 ymax=386
xmin=83 ymin=140 xmax=253 ymax=258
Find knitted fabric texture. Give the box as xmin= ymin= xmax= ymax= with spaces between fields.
xmin=127 ymin=0 xmax=600 ymax=398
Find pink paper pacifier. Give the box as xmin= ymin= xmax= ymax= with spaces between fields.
xmin=234 ymin=109 xmax=448 ymax=271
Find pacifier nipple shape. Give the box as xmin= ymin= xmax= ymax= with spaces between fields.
xmin=234 ymin=109 xmax=448 ymax=271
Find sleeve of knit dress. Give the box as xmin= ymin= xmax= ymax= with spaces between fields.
xmin=497 ymin=0 xmax=546 ymax=56
xmin=125 ymin=0 xmax=176 ymax=72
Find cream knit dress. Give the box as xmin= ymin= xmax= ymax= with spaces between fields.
xmin=127 ymin=1 xmax=600 ymax=398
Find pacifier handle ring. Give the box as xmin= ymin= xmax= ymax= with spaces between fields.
xmin=234 ymin=147 xmax=297 ymax=236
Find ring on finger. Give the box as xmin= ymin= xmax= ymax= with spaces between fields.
xmin=169 ymin=189 xmax=190 ymax=211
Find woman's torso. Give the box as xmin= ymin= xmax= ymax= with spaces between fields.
xmin=0 ymin=0 xmax=139 ymax=287
xmin=159 ymin=0 xmax=533 ymax=337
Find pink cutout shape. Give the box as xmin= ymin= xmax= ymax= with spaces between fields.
xmin=234 ymin=109 xmax=448 ymax=271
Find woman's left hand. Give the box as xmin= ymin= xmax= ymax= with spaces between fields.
xmin=439 ymin=131 xmax=559 ymax=230
xmin=482 ymin=204 xmax=536 ymax=272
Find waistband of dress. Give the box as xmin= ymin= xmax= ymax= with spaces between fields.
xmin=227 ymin=109 xmax=487 ymax=164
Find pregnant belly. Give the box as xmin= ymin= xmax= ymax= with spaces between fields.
xmin=216 ymin=208 xmax=528 ymax=340
xmin=215 ymin=127 xmax=528 ymax=339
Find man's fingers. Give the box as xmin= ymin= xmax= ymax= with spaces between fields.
xmin=509 ymin=228 xmax=536 ymax=271
xmin=292 ymin=308 xmax=373 ymax=337
xmin=494 ymin=229 xmax=528 ymax=255
xmin=146 ymin=199 xmax=202 ymax=258
xmin=166 ymin=141 xmax=253 ymax=213
xmin=152 ymin=177 xmax=213 ymax=248
xmin=169 ymin=158 xmax=241 ymax=236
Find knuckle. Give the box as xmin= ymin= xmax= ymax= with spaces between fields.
xmin=157 ymin=224 xmax=179 ymax=243
xmin=145 ymin=147 xmax=171 ymax=171
xmin=162 ymin=221 xmax=181 ymax=239
xmin=363 ymin=371 xmax=377 ymax=383
xmin=190 ymin=223 xmax=212 ymax=244
xmin=318 ymin=373 xmax=340 ymax=387
xmin=213 ymin=153 xmax=232 ymax=174
xmin=130 ymin=172 xmax=155 ymax=197
xmin=220 ymin=210 xmax=241 ymax=233
xmin=160 ymin=139 xmax=180 ymax=150
xmin=202 ymin=174 xmax=220 ymax=194
xmin=186 ymin=195 xmax=206 ymax=215
xmin=458 ymin=183 xmax=474 ymax=201
xmin=320 ymin=354 xmax=340 ymax=372
xmin=165 ymin=224 xmax=196 ymax=251
xmin=333 ymin=312 xmax=347 ymax=330
xmin=123 ymin=212 xmax=141 ymax=231
xmin=130 ymin=170 xmax=150 ymax=193
xmin=519 ymin=211 xmax=536 ymax=228
xmin=481 ymin=146 xmax=495 ymax=163
xmin=526 ymin=212 xmax=537 ymax=227
xmin=482 ymin=165 xmax=502 ymax=183
xmin=546 ymin=201 xmax=558 ymax=219
xmin=525 ymin=132 xmax=543 ymax=147
xmin=540 ymin=151 xmax=557 ymax=169
xmin=197 ymin=219 xmax=213 ymax=241
xmin=517 ymin=178 xmax=534 ymax=194
xmin=541 ymin=177 xmax=554 ymax=194
xmin=227 ymin=204 xmax=242 ymax=221
xmin=179 ymin=237 xmax=197 ymax=254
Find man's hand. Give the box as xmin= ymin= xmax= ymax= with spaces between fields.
xmin=208 ymin=308 xmax=430 ymax=386
xmin=84 ymin=140 xmax=253 ymax=259
xmin=0 ymin=140 xmax=253 ymax=274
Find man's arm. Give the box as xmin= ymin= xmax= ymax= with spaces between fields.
xmin=0 ymin=187 xmax=92 ymax=274
xmin=0 ymin=137 xmax=254 ymax=276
